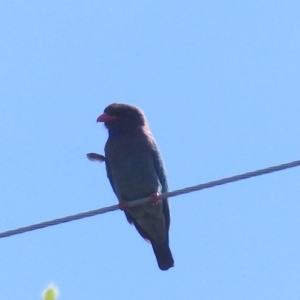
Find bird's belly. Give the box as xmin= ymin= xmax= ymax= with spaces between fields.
xmin=111 ymin=161 xmax=161 ymax=201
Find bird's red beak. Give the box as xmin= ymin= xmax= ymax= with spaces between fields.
xmin=97 ymin=113 xmax=118 ymax=123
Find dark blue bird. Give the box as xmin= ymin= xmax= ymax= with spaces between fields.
xmin=93 ymin=103 xmax=174 ymax=270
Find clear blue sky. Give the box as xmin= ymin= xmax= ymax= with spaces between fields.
xmin=1 ymin=1 xmax=300 ymax=299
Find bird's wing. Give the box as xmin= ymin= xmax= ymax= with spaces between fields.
xmin=151 ymin=144 xmax=168 ymax=193
xmin=127 ymin=146 xmax=171 ymax=242
xmin=151 ymin=144 xmax=171 ymax=232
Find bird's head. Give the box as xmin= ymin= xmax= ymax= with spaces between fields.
xmin=97 ymin=103 xmax=148 ymax=133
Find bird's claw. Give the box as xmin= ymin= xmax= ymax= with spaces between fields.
xmin=118 ymin=200 xmax=128 ymax=211
xmin=150 ymin=192 xmax=160 ymax=205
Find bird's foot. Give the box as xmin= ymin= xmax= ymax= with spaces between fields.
xmin=118 ymin=200 xmax=128 ymax=211
xmin=150 ymin=192 xmax=160 ymax=205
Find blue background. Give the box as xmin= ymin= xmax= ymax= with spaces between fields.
xmin=1 ymin=1 xmax=299 ymax=299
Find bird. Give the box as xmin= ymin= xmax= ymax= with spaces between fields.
xmin=90 ymin=103 xmax=174 ymax=270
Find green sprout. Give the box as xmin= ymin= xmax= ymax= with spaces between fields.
xmin=42 ymin=284 xmax=59 ymax=300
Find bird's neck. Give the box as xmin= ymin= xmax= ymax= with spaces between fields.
xmin=108 ymin=127 xmax=145 ymax=138
xmin=108 ymin=128 xmax=123 ymax=138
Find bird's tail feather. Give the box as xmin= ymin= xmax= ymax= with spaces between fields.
xmin=152 ymin=241 xmax=174 ymax=271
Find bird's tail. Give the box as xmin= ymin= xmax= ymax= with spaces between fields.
xmin=152 ymin=240 xmax=174 ymax=271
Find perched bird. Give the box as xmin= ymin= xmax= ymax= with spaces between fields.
xmin=94 ymin=103 xmax=174 ymax=270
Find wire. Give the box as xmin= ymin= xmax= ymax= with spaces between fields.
xmin=1 ymin=159 xmax=299 ymax=239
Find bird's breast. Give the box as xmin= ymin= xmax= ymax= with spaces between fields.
xmin=105 ymin=137 xmax=161 ymax=201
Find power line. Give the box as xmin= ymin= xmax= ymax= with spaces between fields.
xmin=1 ymin=159 xmax=299 ymax=239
